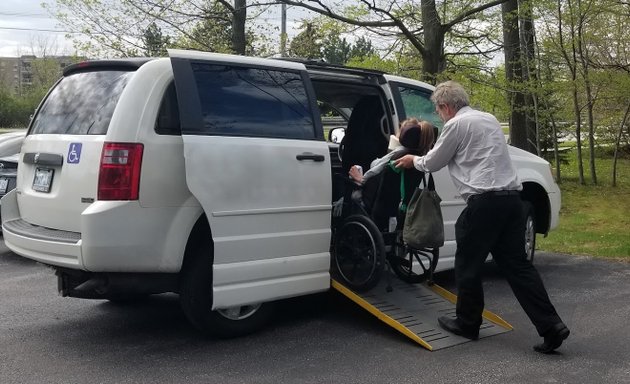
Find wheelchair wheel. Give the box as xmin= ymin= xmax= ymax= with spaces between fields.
xmin=333 ymin=215 xmax=385 ymax=292
xmin=391 ymin=246 xmax=439 ymax=284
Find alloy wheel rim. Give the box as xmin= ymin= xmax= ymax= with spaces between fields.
xmin=217 ymin=304 xmax=261 ymax=320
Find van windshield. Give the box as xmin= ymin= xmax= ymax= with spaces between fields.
xmin=30 ymin=70 xmax=134 ymax=135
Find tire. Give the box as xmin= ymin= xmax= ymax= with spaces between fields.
xmin=179 ymin=235 xmax=273 ymax=338
xmin=391 ymin=246 xmax=439 ymax=284
xmin=523 ymin=201 xmax=536 ymax=263
xmin=333 ymin=215 xmax=385 ymax=292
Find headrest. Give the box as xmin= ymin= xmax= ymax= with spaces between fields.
xmin=398 ymin=123 xmax=422 ymax=150
xmin=387 ymin=135 xmax=401 ymax=151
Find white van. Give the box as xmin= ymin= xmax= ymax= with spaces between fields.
xmin=1 ymin=50 xmax=560 ymax=336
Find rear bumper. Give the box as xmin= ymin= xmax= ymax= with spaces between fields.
xmin=1 ymin=189 xmax=199 ymax=272
xmin=2 ymin=189 xmax=81 ymax=268
xmin=3 ymin=220 xmax=82 ymax=268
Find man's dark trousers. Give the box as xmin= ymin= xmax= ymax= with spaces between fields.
xmin=454 ymin=193 xmax=563 ymax=336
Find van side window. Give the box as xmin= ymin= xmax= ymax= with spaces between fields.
xmin=189 ymin=63 xmax=316 ymax=139
xmin=155 ymin=82 xmax=181 ymax=135
xmin=394 ymin=85 xmax=443 ymax=131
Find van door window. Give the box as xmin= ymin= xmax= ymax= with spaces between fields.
xmin=393 ymin=84 xmax=443 ymax=131
xmin=188 ymin=63 xmax=316 ymax=139
xmin=30 ymin=71 xmax=134 ymax=135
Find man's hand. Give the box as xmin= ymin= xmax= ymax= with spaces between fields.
xmin=393 ymin=154 xmax=416 ymax=169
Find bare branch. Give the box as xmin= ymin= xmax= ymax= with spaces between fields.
xmin=444 ymin=0 xmax=510 ymax=30
xmin=274 ymin=0 xmax=397 ymax=28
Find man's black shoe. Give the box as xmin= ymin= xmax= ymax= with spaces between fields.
xmin=533 ymin=322 xmax=570 ymax=354
xmin=438 ymin=316 xmax=479 ymax=340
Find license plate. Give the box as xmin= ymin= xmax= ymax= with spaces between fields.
xmin=33 ymin=168 xmax=54 ymax=193
xmin=0 ymin=178 xmax=7 ymax=194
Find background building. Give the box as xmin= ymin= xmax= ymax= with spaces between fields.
xmin=0 ymin=55 xmax=79 ymax=96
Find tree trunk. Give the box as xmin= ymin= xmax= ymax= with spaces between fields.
xmin=520 ymin=0 xmax=539 ymax=154
xmin=421 ymin=0 xmax=445 ymax=84
xmin=502 ymin=0 xmax=529 ymax=150
xmin=576 ymin=0 xmax=597 ymax=184
xmin=550 ymin=112 xmax=562 ymax=183
xmin=232 ymin=0 xmax=247 ymax=55
xmin=612 ymin=102 xmax=630 ymax=187
xmin=567 ymin=0 xmax=585 ymax=184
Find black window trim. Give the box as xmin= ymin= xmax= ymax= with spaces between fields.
xmin=154 ymin=80 xmax=182 ymax=136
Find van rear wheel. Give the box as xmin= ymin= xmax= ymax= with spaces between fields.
xmin=179 ymin=238 xmax=273 ymax=338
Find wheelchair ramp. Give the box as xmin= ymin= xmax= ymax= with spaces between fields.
xmin=331 ymin=277 xmax=512 ymax=351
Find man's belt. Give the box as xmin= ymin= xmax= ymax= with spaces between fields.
xmin=468 ymin=190 xmax=520 ymax=203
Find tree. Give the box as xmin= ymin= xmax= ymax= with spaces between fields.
xmin=177 ymin=2 xmax=235 ymax=54
xmin=321 ymin=31 xmax=351 ymax=64
xmin=289 ymin=21 xmax=323 ymax=59
xmin=536 ymin=0 xmax=630 ymax=185
xmin=612 ymin=102 xmax=630 ymax=187
xmin=538 ymin=0 xmax=586 ymax=183
xmin=45 ymin=0 xmax=264 ymax=57
xmin=520 ymin=0 xmax=540 ymax=155
xmin=276 ymin=0 xmax=510 ymax=83
xmin=350 ymin=36 xmax=375 ymax=61
xmin=502 ymin=0 xmax=529 ymax=151
xmin=288 ymin=17 xmax=372 ymax=64
xmin=142 ymin=22 xmax=170 ymax=56
xmin=575 ymin=0 xmax=597 ymax=184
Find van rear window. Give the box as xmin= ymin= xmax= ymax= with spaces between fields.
xmin=30 ymin=70 xmax=134 ymax=135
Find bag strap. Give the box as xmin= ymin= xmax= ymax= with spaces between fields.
xmin=427 ymin=173 xmax=435 ymax=191
xmin=420 ymin=173 xmax=427 ymax=189
xmin=388 ymin=161 xmax=407 ymax=212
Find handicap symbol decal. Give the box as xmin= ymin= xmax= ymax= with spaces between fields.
xmin=67 ymin=143 xmax=82 ymax=164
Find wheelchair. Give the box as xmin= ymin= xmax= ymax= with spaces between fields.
xmin=331 ymin=153 xmax=439 ymax=292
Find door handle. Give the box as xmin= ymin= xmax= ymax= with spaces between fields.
xmin=296 ymin=152 xmax=325 ymax=162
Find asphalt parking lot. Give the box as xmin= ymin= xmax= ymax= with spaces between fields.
xmin=1 ymin=240 xmax=629 ymax=384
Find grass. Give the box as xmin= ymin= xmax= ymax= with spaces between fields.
xmin=537 ymin=146 xmax=630 ymax=260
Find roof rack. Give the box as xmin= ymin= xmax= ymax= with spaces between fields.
xmin=275 ymin=57 xmax=386 ymax=77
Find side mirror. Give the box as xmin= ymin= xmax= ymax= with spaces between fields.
xmin=329 ymin=127 xmax=346 ymax=143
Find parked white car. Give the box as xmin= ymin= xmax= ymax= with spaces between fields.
xmin=0 ymin=131 xmax=26 ymax=157
xmin=1 ymin=50 xmax=560 ymax=336
xmin=0 ymin=131 xmax=25 ymax=224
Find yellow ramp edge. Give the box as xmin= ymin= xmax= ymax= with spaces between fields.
xmin=427 ymin=283 xmax=513 ymax=331
xmin=331 ymin=279 xmax=512 ymax=351
xmin=331 ymin=279 xmax=434 ymax=350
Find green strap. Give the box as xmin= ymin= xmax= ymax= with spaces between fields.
xmin=388 ymin=161 xmax=407 ymax=212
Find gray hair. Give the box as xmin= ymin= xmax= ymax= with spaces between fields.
xmin=430 ymin=81 xmax=470 ymax=111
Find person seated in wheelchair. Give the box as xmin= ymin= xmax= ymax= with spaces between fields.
xmin=347 ymin=118 xmax=435 ymax=186
xmin=331 ymin=119 xmax=438 ymax=291
xmin=344 ymin=118 xmax=436 ymax=231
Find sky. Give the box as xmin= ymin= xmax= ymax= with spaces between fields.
xmin=0 ymin=0 xmax=76 ymax=57
xmin=0 ymin=0 xmax=308 ymax=58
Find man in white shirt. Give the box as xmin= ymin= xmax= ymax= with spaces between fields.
xmin=394 ymin=81 xmax=569 ymax=354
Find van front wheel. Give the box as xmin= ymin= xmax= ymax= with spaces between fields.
xmin=523 ymin=201 xmax=536 ymax=263
xmin=179 ymin=239 xmax=273 ymax=338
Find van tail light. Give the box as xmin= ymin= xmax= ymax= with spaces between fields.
xmin=98 ymin=142 xmax=143 ymax=200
